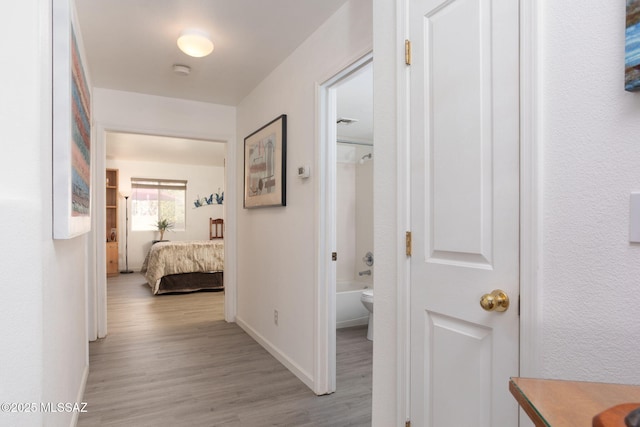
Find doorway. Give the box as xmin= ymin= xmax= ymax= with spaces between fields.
xmin=91 ymin=124 xmax=237 ymax=340
xmin=316 ymin=53 xmax=373 ymax=395
xmin=105 ymin=131 xmax=226 ymax=274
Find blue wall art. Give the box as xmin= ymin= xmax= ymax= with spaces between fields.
xmin=626 ymin=0 xmax=640 ymax=91
xmin=194 ymin=190 xmax=223 ymax=208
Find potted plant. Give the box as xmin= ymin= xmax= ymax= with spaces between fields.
xmin=156 ymin=218 xmax=174 ymax=241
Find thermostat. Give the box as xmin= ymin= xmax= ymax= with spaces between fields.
xmin=297 ymin=165 xmax=310 ymax=179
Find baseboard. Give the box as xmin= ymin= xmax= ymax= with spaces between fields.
xmin=235 ymin=316 xmax=315 ymax=391
xmin=337 ymin=316 xmax=368 ymax=329
xmin=70 ymin=363 xmax=89 ymax=427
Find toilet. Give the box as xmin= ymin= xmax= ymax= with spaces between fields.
xmin=360 ymin=289 xmax=374 ymax=341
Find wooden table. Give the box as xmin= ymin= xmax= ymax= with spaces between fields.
xmin=509 ymin=377 xmax=640 ymax=426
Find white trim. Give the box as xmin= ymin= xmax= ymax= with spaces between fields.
xmin=236 ymin=316 xmax=314 ymax=390
xmin=519 ymin=0 xmax=543 ymax=379
xmin=94 ymin=123 xmax=108 ymax=339
xmin=87 ymin=117 xmax=99 ymax=341
xmin=223 ymin=140 xmax=237 ymax=323
xmin=395 ymin=0 xmax=410 ymax=424
xmin=314 ymin=81 xmax=337 ymax=395
xmin=315 ymin=53 xmax=373 ymax=396
xmin=90 ymin=121 xmax=237 ymax=339
xmin=71 ymin=364 xmax=89 ymax=426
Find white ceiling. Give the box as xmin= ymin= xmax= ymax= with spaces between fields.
xmin=75 ymin=0 xmax=350 ymax=106
xmin=105 ymin=65 xmax=373 ymax=167
xmin=78 ymin=0 xmax=371 ymax=165
xmin=336 ymin=65 xmax=373 ymax=144
xmin=106 ymin=132 xmax=226 ymax=167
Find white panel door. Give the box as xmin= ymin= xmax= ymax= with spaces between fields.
xmin=409 ymin=0 xmax=520 ymax=426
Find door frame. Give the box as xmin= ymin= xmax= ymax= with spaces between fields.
xmin=391 ymin=0 xmax=543 ymax=422
xmin=89 ymin=121 xmax=237 ymax=339
xmin=315 ymin=52 xmax=373 ymax=395
xmin=518 ymin=0 xmax=544 ymax=380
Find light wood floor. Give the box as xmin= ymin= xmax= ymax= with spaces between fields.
xmin=79 ymin=273 xmax=372 ymax=426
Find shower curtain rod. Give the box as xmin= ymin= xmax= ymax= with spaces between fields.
xmin=336 ymin=139 xmax=373 ymax=147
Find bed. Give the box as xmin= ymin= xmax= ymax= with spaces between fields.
xmin=140 ymin=240 xmax=224 ymax=295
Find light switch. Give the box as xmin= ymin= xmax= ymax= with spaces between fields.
xmin=630 ymin=193 xmax=640 ymax=243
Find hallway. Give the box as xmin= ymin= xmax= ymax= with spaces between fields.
xmin=79 ymin=273 xmax=372 ymax=426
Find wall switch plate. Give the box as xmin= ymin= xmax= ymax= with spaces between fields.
xmin=630 ymin=193 xmax=640 ymax=243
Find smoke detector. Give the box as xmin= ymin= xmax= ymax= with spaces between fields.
xmin=336 ymin=117 xmax=359 ymax=125
xmin=173 ymin=64 xmax=191 ymax=76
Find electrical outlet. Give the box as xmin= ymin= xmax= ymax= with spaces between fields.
xmin=274 ymin=310 xmax=278 ymax=326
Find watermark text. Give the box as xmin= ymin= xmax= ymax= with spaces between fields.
xmin=1 ymin=402 xmax=88 ymax=413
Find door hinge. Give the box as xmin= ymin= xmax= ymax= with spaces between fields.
xmin=405 ymin=39 xmax=412 ymax=65
xmin=332 ymin=252 xmax=337 ymax=261
xmin=405 ymin=231 xmax=412 ymax=256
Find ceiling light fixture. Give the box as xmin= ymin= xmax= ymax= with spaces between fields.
xmin=177 ymin=29 xmax=214 ymax=58
xmin=173 ymin=64 xmax=191 ymax=76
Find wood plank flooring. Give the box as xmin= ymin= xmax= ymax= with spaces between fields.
xmin=79 ymin=273 xmax=372 ymax=426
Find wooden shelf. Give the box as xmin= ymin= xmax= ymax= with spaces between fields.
xmin=106 ymin=168 xmax=119 ymax=277
xmin=510 ymin=377 xmax=640 ymax=426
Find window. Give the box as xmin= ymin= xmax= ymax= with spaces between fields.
xmin=130 ymin=178 xmax=187 ymax=231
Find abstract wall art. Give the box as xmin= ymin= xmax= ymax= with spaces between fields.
xmin=243 ymin=115 xmax=287 ymax=208
xmin=626 ymin=0 xmax=640 ymax=91
xmin=53 ymin=0 xmax=92 ymax=238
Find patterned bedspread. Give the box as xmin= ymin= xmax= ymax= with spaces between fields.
xmin=141 ymin=240 xmax=224 ymax=294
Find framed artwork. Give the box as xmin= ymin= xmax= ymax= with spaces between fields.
xmin=243 ymin=115 xmax=287 ymax=208
xmin=53 ymin=0 xmax=92 ymax=238
xmin=626 ymin=0 xmax=640 ymax=91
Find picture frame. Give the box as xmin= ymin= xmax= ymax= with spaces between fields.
xmin=243 ymin=115 xmax=287 ymax=208
xmin=626 ymin=0 xmax=640 ymax=91
xmin=52 ymin=0 xmax=92 ymax=238
xmin=109 ymin=228 xmax=117 ymax=242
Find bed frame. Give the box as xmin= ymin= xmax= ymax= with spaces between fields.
xmin=141 ymin=219 xmax=225 ymax=294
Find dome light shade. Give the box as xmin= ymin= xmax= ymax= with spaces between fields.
xmin=177 ymin=29 xmax=214 ymax=58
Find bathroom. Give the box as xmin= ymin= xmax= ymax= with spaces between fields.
xmin=335 ymin=64 xmax=374 ymax=340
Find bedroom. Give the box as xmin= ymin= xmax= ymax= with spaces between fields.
xmin=106 ymin=132 xmax=226 ymax=294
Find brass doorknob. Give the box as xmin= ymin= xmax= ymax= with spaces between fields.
xmin=479 ymin=289 xmax=510 ymax=312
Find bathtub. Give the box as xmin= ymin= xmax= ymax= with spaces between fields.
xmin=336 ymin=281 xmax=371 ymax=329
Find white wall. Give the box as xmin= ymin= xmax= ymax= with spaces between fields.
xmin=372 ymin=0 xmax=402 ymax=424
xmin=336 ymin=161 xmax=357 ymax=282
xmin=0 ymin=1 xmax=89 ymax=426
xmin=355 ymin=146 xmax=374 ymax=285
xmin=235 ymin=0 xmax=372 ymax=390
xmin=93 ymin=88 xmax=236 ymax=141
xmin=106 ymin=158 xmax=225 ymax=270
xmin=540 ymin=2 xmax=640 ymax=383
xmin=336 ymin=145 xmax=374 ymax=285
